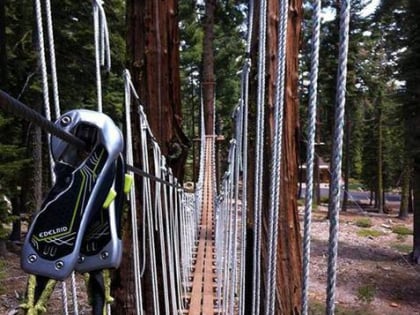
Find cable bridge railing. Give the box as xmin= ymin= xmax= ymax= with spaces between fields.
xmin=124 ymin=73 xmax=199 ymax=315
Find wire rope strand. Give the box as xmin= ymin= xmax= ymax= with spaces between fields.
xmin=140 ymin=110 xmax=161 ymax=315
xmin=92 ymin=0 xmax=111 ymax=113
xmin=152 ymin=143 xmax=171 ymax=315
xmin=123 ymin=70 xmax=144 ymax=315
xmin=92 ymin=1 xmax=102 ymax=112
xmin=301 ymin=0 xmax=321 ymax=314
xmin=44 ymin=0 xmax=60 ymax=119
xmin=60 ymin=281 xmax=69 ymax=315
xmin=34 ymin=0 xmax=55 ymax=185
xmin=326 ymin=1 xmax=351 ymax=314
xmin=264 ymin=1 xmax=288 ymax=314
xmin=71 ymin=271 xmax=79 ymax=315
xmin=251 ymin=0 xmax=267 ymax=312
xmin=239 ymin=63 xmax=250 ymax=315
xmin=43 ymin=3 xmax=79 ymax=312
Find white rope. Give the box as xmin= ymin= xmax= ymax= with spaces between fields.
xmin=139 ymin=106 xmax=161 ymax=315
xmin=238 ymin=59 xmax=251 ymax=315
xmin=302 ymin=0 xmax=321 ymax=314
xmin=70 ymin=272 xmax=79 ymax=315
xmin=160 ymin=161 xmax=178 ymax=313
xmin=252 ymin=0 xmax=267 ymax=311
xmin=34 ymin=0 xmax=55 ymax=185
xmin=124 ymin=69 xmax=196 ymax=314
xmin=172 ymin=176 xmax=185 ymax=312
xmin=123 ymin=70 xmax=144 ymax=315
xmin=326 ymin=0 xmax=351 ymax=314
xmin=44 ymin=0 xmax=60 ymax=119
xmin=92 ymin=0 xmax=111 ymax=112
xmin=60 ymin=281 xmax=69 ymax=315
xmin=264 ymin=0 xmax=288 ymax=314
xmin=152 ymin=143 xmax=170 ymax=315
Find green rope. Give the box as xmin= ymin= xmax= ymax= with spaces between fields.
xmin=20 ymin=275 xmax=36 ymax=312
xmin=20 ymin=275 xmax=57 ymax=315
xmin=103 ymin=269 xmax=114 ymax=315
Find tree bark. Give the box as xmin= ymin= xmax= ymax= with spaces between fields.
xmin=377 ymin=100 xmax=384 ymax=213
xmin=113 ymin=0 xmax=189 ymax=313
xmin=399 ymin=158 xmax=410 ymax=220
xmin=125 ymin=0 xmax=189 ymax=180
xmin=412 ymin=165 xmax=420 ymax=263
xmin=274 ymin=1 xmax=303 ymax=312
xmin=247 ymin=0 xmax=303 ymax=313
xmin=202 ymin=0 xmax=216 ymax=135
xmin=342 ymin=114 xmax=350 ymax=211
xmin=0 ymin=0 xmax=6 ymax=87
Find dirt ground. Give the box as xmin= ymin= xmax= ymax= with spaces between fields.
xmin=303 ymin=204 xmax=420 ymax=315
xmin=0 ymin=258 xmax=91 ymax=314
xmin=1 ymin=203 xmax=419 ymax=314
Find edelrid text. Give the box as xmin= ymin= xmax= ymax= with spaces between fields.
xmin=38 ymin=226 xmax=68 ymax=238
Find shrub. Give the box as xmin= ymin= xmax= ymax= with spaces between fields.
xmin=357 ymin=229 xmax=383 ymax=238
xmin=392 ymin=243 xmax=412 ymax=254
xmin=392 ymin=225 xmax=413 ymax=236
xmin=357 ymin=284 xmax=376 ymax=303
xmin=354 ymin=217 xmax=372 ymax=228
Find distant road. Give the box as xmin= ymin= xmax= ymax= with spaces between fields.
xmin=298 ymin=187 xmax=401 ymax=203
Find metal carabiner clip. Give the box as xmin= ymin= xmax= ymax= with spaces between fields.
xmin=21 ymin=109 xmax=124 ymax=280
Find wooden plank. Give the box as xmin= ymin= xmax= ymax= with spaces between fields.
xmin=188 ymin=139 xmax=217 ymax=315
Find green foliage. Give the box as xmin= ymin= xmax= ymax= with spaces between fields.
xmin=392 ymin=243 xmax=412 ymax=254
xmin=354 ymin=217 xmax=373 ymax=228
xmin=179 ymin=0 xmax=246 ymax=181
xmin=0 ymin=260 xmax=6 ymax=294
xmin=309 ymin=300 xmax=375 ymax=315
xmin=356 ymin=284 xmax=376 ymax=304
xmin=391 ymin=225 xmax=413 ymax=235
xmin=357 ymin=228 xmax=384 ymax=238
xmin=1 ymin=0 xmax=126 ymax=234
xmin=0 ymin=197 xmax=12 ymax=239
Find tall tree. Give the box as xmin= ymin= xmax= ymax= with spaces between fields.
xmin=202 ymin=0 xmax=216 ymax=135
xmin=400 ymin=0 xmax=420 ymax=263
xmin=113 ymin=0 xmax=189 ymax=313
xmin=376 ymin=0 xmax=420 ymax=262
xmin=247 ymin=0 xmax=303 ymax=313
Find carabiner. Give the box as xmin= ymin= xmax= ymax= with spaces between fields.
xmin=21 ymin=110 xmax=124 ymax=280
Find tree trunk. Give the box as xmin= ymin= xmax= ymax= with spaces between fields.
xmin=377 ymin=101 xmax=384 ymax=213
xmin=342 ymin=114 xmax=350 ymax=211
xmin=0 ymin=0 xmax=6 ymax=87
xmin=248 ymin=0 xmax=303 ymax=313
xmin=202 ymin=0 xmax=216 ymax=135
xmin=9 ymin=192 xmax=22 ymax=242
xmin=125 ymin=0 xmax=189 ymax=180
xmin=412 ymin=165 xmax=420 ymax=263
xmin=313 ymin=153 xmax=321 ymax=205
xmin=31 ymin=117 xmax=43 ymax=211
xmin=399 ymin=158 xmax=410 ymax=219
xmin=113 ymin=0 xmax=189 ymax=312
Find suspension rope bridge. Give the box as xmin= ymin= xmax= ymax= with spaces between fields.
xmin=188 ymin=136 xmax=217 ymax=314
xmin=0 ymin=0 xmax=354 ymax=314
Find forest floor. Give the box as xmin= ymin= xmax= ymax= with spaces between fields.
xmin=303 ymin=202 xmax=420 ymax=315
xmin=0 ymin=197 xmax=419 ymax=314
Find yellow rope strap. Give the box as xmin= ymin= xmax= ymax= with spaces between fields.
xmin=84 ymin=269 xmax=114 ymax=315
xmin=20 ymin=275 xmax=57 ymax=315
xmin=103 ymin=269 xmax=114 ymax=315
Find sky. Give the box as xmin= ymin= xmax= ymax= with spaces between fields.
xmin=361 ymin=0 xmax=381 ymax=17
xmin=322 ymin=0 xmax=381 ymax=21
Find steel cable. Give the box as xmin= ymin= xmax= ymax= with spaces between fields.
xmin=302 ymin=0 xmax=321 ymax=314
xmin=326 ymin=1 xmax=351 ymax=314
xmin=252 ymin=0 xmax=268 ymax=312
xmin=264 ymin=0 xmax=288 ymax=314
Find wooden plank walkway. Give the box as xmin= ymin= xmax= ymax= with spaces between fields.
xmin=187 ymin=138 xmax=217 ymax=315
